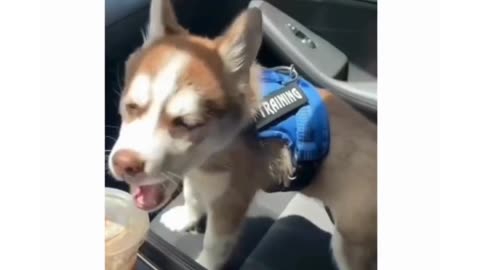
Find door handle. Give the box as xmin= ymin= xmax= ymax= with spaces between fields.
xmin=287 ymin=23 xmax=316 ymax=49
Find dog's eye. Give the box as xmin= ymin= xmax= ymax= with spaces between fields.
xmin=125 ymin=103 xmax=140 ymax=114
xmin=172 ymin=116 xmax=203 ymax=130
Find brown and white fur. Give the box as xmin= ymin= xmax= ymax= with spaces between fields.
xmin=108 ymin=1 xmax=377 ymax=269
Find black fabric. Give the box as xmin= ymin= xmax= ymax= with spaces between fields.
xmin=240 ymin=216 xmax=336 ymax=270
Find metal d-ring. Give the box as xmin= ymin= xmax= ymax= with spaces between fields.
xmin=287 ymin=167 xmax=297 ymax=181
xmin=267 ymin=65 xmax=299 ymax=82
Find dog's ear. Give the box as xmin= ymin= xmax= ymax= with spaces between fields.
xmin=217 ymin=8 xmax=263 ymax=75
xmin=144 ymin=0 xmax=186 ymax=46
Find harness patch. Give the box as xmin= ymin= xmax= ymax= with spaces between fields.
xmin=256 ymin=81 xmax=308 ymax=130
xmin=255 ymin=67 xmax=331 ymax=192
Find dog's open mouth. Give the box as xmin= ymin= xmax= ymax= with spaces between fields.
xmin=132 ymin=184 xmax=167 ymax=212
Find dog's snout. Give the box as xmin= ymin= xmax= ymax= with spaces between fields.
xmin=112 ymin=149 xmax=145 ymax=178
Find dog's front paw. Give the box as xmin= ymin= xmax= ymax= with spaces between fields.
xmin=160 ymin=205 xmax=200 ymax=232
xmin=195 ymin=252 xmax=209 ymax=269
xmin=196 ymin=251 xmax=222 ymax=270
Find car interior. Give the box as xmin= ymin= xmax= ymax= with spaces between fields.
xmin=105 ymin=0 xmax=377 ymax=269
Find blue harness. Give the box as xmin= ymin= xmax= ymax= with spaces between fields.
xmin=256 ymin=67 xmax=330 ymax=191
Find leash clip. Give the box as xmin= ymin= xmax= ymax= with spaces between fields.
xmin=266 ymin=65 xmax=299 ymax=82
xmin=287 ymin=64 xmax=298 ymax=80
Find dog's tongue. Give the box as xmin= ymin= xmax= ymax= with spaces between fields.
xmin=133 ymin=184 xmax=165 ymax=211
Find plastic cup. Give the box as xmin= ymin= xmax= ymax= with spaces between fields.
xmin=105 ymin=188 xmax=149 ymax=270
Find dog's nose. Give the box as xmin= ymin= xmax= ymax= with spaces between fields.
xmin=112 ymin=149 xmax=145 ymax=178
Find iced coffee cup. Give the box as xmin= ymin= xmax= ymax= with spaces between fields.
xmin=105 ymin=188 xmax=149 ymax=270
